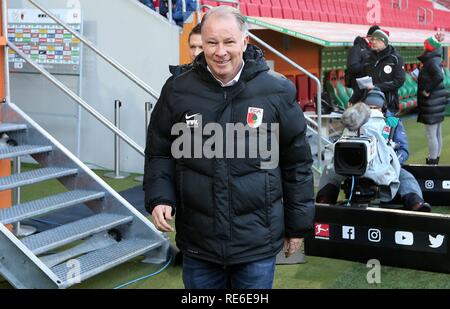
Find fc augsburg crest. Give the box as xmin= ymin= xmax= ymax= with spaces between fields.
xmin=247 ymin=107 xmax=264 ymax=129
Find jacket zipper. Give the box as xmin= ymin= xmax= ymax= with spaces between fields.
xmin=225 ymin=89 xmax=231 ymax=266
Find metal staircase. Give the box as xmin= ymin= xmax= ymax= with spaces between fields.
xmin=0 ymin=102 xmax=169 ymax=289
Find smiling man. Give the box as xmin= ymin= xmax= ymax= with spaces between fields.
xmin=144 ymin=6 xmax=314 ymax=289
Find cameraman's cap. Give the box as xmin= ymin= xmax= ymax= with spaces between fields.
xmin=364 ymin=87 xmax=385 ymax=108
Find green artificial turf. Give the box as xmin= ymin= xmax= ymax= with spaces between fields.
xmin=2 ymin=115 xmax=450 ymax=289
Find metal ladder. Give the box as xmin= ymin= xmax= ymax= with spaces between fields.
xmin=0 ymin=102 xmax=169 ymax=289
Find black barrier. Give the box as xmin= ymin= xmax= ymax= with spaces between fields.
xmin=305 ymin=204 xmax=450 ymax=273
xmin=403 ymin=164 xmax=450 ymax=206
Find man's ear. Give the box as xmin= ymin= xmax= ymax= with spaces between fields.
xmin=243 ymin=34 xmax=249 ymax=50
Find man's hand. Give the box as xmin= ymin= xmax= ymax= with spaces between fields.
xmin=283 ymin=238 xmax=303 ymax=258
xmin=152 ymin=205 xmax=175 ymax=232
xmin=422 ymin=90 xmax=430 ymax=97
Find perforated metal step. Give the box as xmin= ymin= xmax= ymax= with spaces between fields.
xmin=0 ymin=190 xmax=105 ymax=225
xmin=51 ymin=238 xmax=163 ymax=287
xmin=21 ymin=213 xmax=133 ymax=255
xmin=0 ymin=167 xmax=78 ymax=191
xmin=0 ymin=123 xmax=27 ymax=133
xmin=0 ymin=144 xmax=53 ymax=160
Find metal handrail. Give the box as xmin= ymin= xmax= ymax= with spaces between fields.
xmin=196 ymin=0 xmax=201 ymax=23
xmin=2 ymin=0 xmax=10 ymax=102
xmin=248 ymin=33 xmax=323 ymax=170
xmin=305 ymin=123 xmax=333 ymax=146
xmin=7 ymin=41 xmax=145 ymax=157
xmin=168 ymin=0 xmax=173 ymax=22
xmin=26 ymin=0 xmax=160 ymax=100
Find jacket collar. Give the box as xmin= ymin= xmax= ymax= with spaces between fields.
xmin=418 ymin=50 xmax=442 ymax=63
xmin=371 ymin=45 xmax=397 ymax=66
xmin=369 ymin=109 xmax=385 ymax=119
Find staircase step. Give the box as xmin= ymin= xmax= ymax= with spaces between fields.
xmin=21 ymin=213 xmax=134 ymax=255
xmin=0 ymin=167 xmax=78 ymax=191
xmin=0 ymin=190 xmax=105 ymax=225
xmin=51 ymin=238 xmax=163 ymax=287
xmin=0 ymin=123 xmax=27 ymax=133
xmin=0 ymin=144 xmax=53 ymax=160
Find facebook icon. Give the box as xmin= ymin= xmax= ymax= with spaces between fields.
xmin=342 ymin=226 xmax=355 ymax=240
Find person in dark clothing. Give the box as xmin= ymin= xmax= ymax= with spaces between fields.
xmin=172 ymin=0 xmax=197 ymax=26
xmin=361 ymin=29 xmax=406 ymax=114
xmin=139 ymin=0 xmax=155 ymax=10
xmin=347 ymin=25 xmax=380 ymax=104
xmin=167 ymin=24 xmax=202 ymax=78
xmin=417 ymin=34 xmax=448 ymax=165
xmin=188 ymin=23 xmax=202 ymax=62
xmin=144 ymin=6 xmax=314 ymax=289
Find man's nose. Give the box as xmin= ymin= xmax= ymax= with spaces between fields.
xmin=215 ymin=43 xmax=227 ymax=57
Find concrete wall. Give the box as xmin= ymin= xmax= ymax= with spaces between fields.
xmin=9 ymin=0 xmax=180 ymax=173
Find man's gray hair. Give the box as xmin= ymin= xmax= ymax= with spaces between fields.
xmin=200 ymin=6 xmax=248 ymax=34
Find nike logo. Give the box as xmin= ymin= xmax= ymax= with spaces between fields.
xmin=185 ymin=113 xmax=200 ymax=120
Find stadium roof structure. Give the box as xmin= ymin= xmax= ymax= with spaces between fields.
xmin=246 ymin=17 xmax=450 ymax=47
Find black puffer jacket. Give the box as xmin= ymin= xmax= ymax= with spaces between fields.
xmin=417 ymin=50 xmax=448 ymax=125
xmin=347 ymin=36 xmax=372 ymax=103
xmin=363 ymin=45 xmax=405 ymax=112
xmin=144 ymin=45 xmax=315 ymax=265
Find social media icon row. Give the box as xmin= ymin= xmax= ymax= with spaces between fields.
xmin=341 ymin=226 xmax=445 ymax=248
xmin=342 ymin=226 xmax=381 ymax=242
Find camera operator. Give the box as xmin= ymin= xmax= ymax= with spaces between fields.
xmin=384 ymin=112 xmax=432 ymax=212
xmin=317 ymin=88 xmax=431 ymax=211
xmin=316 ymin=88 xmax=401 ymax=204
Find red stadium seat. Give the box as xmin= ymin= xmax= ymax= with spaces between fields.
xmin=271 ymin=0 xmax=281 ymax=7
xmin=260 ymin=4 xmax=272 ymax=17
xmin=293 ymin=9 xmax=303 ymax=20
xmin=319 ymin=12 xmax=329 ymax=22
xmin=285 ymin=74 xmax=296 ymax=86
xmin=311 ymin=11 xmax=320 ymax=21
xmin=296 ymin=74 xmax=310 ymax=108
xmin=303 ymin=11 xmax=312 ymax=21
xmin=240 ymin=3 xmax=249 ymax=15
xmin=280 ymin=0 xmax=291 ymax=9
xmin=246 ymin=3 xmax=260 ymax=16
xmin=272 ymin=6 xmax=283 ymax=18
xmin=282 ymin=7 xmax=294 ymax=19
xmin=288 ymin=0 xmax=299 ymax=9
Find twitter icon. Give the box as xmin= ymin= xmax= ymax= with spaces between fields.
xmin=429 ymin=234 xmax=445 ymax=248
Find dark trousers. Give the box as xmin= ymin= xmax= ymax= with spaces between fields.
xmin=182 ymin=255 xmax=276 ymax=289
